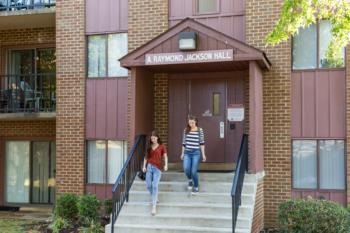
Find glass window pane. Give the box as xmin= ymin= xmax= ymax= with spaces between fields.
xmin=319 ymin=20 xmax=344 ymax=68
xmin=319 ymin=140 xmax=345 ymax=189
xmin=6 ymin=141 xmax=30 ymax=203
xmin=292 ymin=24 xmax=317 ymax=69
xmin=213 ymin=93 xmax=220 ymax=115
xmin=107 ymin=141 xmax=127 ymax=184
xmin=32 ymin=142 xmax=50 ymax=204
xmin=292 ymin=140 xmax=317 ymax=189
xmin=88 ymin=35 xmax=107 ymax=77
xmin=87 ymin=141 xmax=106 ymax=183
xmin=50 ymin=141 xmax=56 ymax=204
xmin=108 ymin=33 xmax=128 ymax=77
xmin=198 ymin=0 xmax=217 ymax=13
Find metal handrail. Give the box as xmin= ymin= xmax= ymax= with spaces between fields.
xmin=0 ymin=0 xmax=55 ymax=11
xmin=0 ymin=73 xmax=56 ymax=113
xmin=231 ymin=134 xmax=248 ymax=233
xmin=111 ymin=135 xmax=146 ymax=233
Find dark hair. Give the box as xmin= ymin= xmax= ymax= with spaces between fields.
xmin=185 ymin=115 xmax=198 ymax=134
xmin=146 ymin=131 xmax=162 ymax=156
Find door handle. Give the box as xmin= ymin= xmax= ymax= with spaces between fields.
xmin=220 ymin=121 xmax=224 ymax=138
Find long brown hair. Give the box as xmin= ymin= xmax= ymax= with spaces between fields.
xmin=185 ymin=115 xmax=199 ymax=134
xmin=146 ymin=130 xmax=162 ymax=156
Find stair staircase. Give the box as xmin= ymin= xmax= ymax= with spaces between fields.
xmin=105 ymin=172 xmax=258 ymax=233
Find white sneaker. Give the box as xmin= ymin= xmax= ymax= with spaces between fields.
xmin=151 ymin=205 xmax=157 ymax=216
xmin=188 ymin=180 xmax=193 ymax=190
xmin=191 ymin=187 xmax=199 ymax=195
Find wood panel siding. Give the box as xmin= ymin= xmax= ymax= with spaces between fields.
xmin=86 ymin=78 xmax=128 ymax=140
xmin=292 ymin=190 xmax=346 ymax=206
xmin=86 ymin=0 xmax=128 ymax=34
xmin=292 ymin=70 xmax=346 ymax=138
xmin=169 ymin=0 xmax=245 ymax=41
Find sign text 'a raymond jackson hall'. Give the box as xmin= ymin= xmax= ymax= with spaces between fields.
xmin=145 ymin=49 xmax=233 ymax=65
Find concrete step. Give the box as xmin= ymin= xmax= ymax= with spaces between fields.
xmin=132 ymin=180 xmax=232 ymax=193
xmin=111 ymin=224 xmax=231 ymax=233
xmin=122 ymin=202 xmax=232 ymax=216
xmin=159 ymin=172 xmax=234 ymax=182
xmin=237 ymin=205 xmax=254 ymax=219
xmin=129 ymin=190 xmax=232 ymax=203
xmin=242 ymin=182 xmax=256 ymax=194
xmin=235 ymin=228 xmax=251 ymax=233
xmin=117 ymin=213 xmax=232 ymax=228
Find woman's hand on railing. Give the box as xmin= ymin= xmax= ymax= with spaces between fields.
xmin=142 ymin=167 xmax=147 ymax=173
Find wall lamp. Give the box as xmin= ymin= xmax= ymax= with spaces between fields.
xmin=179 ymin=31 xmax=197 ymax=51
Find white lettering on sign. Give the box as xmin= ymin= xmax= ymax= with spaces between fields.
xmin=145 ymin=49 xmax=233 ymax=65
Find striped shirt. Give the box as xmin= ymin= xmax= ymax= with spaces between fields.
xmin=182 ymin=128 xmax=205 ymax=150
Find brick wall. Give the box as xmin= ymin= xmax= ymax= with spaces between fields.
xmin=246 ymin=0 xmax=292 ymax=228
xmin=56 ymin=0 xmax=85 ymax=195
xmin=0 ymin=27 xmax=55 ymax=46
xmin=252 ymin=179 xmax=264 ymax=233
xmin=154 ymin=74 xmax=168 ymax=145
xmin=0 ymin=120 xmax=55 ymax=137
xmin=127 ymin=0 xmax=168 ymax=145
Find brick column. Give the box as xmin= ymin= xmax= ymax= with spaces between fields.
xmin=246 ymin=0 xmax=292 ymax=228
xmin=127 ymin=0 xmax=168 ymax=145
xmin=56 ymin=0 xmax=85 ymax=195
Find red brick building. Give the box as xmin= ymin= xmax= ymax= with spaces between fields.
xmin=0 ymin=0 xmax=348 ymax=232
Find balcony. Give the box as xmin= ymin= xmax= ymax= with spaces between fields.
xmin=0 ymin=74 xmax=56 ymax=120
xmin=0 ymin=0 xmax=55 ymax=30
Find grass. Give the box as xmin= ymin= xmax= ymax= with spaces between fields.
xmin=0 ymin=218 xmax=42 ymax=233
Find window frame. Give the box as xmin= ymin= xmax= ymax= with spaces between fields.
xmin=194 ymin=0 xmax=220 ymax=15
xmin=87 ymin=33 xmax=128 ymax=79
xmin=292 ymin=20 xmax=345 ymax=71
xmin=86 ymin=140 xmax=127 ymax=185
xmin=291 ymin=139 xmax=346 ymax=191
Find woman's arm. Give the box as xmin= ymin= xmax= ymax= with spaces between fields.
xmin=163 ymin=153 xmax=168 ymax=171
xmin=199 ymin=128 xmax=206 ymax=162
xmin=181 ymin=129 xmax=186 ymax=160
xmin=142 ymin=157 xmax=148 ymax=172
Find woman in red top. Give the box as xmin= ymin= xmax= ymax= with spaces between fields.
xmin=142 ymin=131 xmax=168 ymax=215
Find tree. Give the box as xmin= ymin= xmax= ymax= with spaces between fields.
xmin=266 ymin=0 xmax=350 ymax=64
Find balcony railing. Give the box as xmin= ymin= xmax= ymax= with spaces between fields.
xmin=0 ymin=0 xmax=55 ymax=11
xmin=0 ymin=74 xmax=56 ymax=113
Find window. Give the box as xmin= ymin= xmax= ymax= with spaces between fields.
xmin=292 ymin=20 xmax=345 ymax=69
xmin=5 ymin=141 xmax=56 ymax=204
xmin=197 ymin=0 xmax=218 ymax=14
xmin=88 ymin=33 xmax=128 ymax=78
xmin=87 ymin=140 xmax=127 ymax=184
xmin=292 ymin=140 xmax=345 ymax=190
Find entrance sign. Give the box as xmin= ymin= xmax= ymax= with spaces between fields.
xmin=145 ymin=49 xmax=233 ymax=65
xmin=227 ymin=104 xmax=244 ymax=122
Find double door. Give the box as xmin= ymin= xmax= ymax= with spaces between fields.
xmin=168 ymin=74 xmax=245 ymax=165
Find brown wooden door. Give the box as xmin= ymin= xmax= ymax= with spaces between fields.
xmin=190 ymin=79 xmax=226 ymax=163
xmin=168 ymin=73 xmax=245 ymax=166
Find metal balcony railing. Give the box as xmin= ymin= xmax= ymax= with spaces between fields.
xmin=0 ymin=73 xmax=56 ymax=113
xmin=0 ymin=0 xmax=55 ymax=11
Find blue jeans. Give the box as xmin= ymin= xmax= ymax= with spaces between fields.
xmin=146 ymin=163 xmax=162 ymax=206
xmin=183 ymin=149 xmax=201 ymax=188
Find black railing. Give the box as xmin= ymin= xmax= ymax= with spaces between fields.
xmin=231 ymin=134 xmax=248 ymax=233
xmin=0 ymin=0 xmax=55 ymax=11
xmin=111 ymin=135 xmax=146 ymax=233
xmin=0 ymin=74 xmax=56 ymax=113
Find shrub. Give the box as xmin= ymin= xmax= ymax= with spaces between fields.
xmin=82 ymin=220 xmax=104 ymax=233
xmin=49 ymin=216 xmax=72 ymax=233
xmin=54 ymin=193 xmax=79 ymax=221
xmin=78 ymin=194 xmax=100 ymax=224
xmin=104 ymin=199 xmax=113 ymax=216
xmin=278 ymin=199 xmax=350 ymax=233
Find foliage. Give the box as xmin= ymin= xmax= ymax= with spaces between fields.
xmin=54 ymin=193 xmax=79 ymax=221
xmin=278 ymin=199 xmax=350 ymax=233
xmin=104 ymin=199 xmax=113 ymax=216
xmin=81 ymin=220 xmax=104 ymax=233
xmin=78 ymin=194 xmax=101 ymax=224
xmin=266 ymin=0 xmax=350 ymax=61
xmin=49 ymin=216 xmax=72 ymax=233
